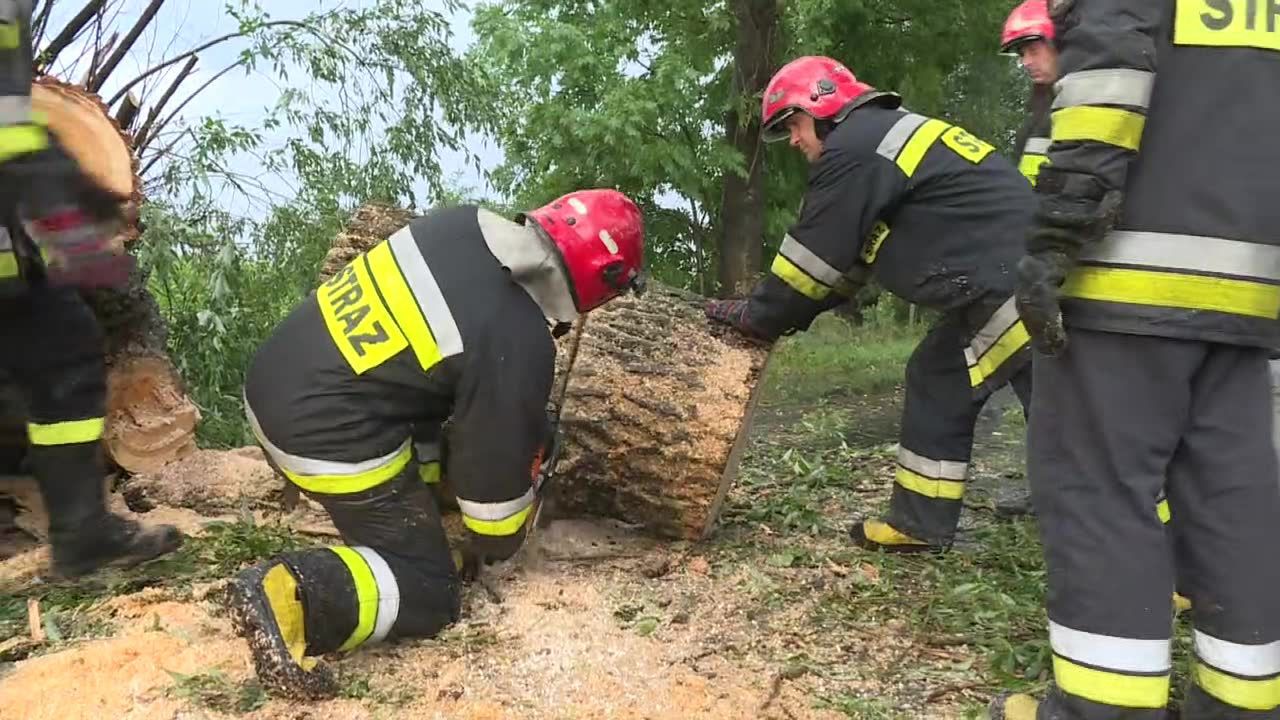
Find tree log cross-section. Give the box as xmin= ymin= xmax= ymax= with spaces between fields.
xmin=322 ymin=203 xmax=773 ymax=539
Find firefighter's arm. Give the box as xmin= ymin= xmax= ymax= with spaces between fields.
xmin=446 ymin=330 xmax=555 ymax=570
xmin=0 ymin=0 xmax=46 ymax=162
xmin=1015 ymin=0 xmax=1161 ymax=356
xmin=720 ymin=148 xmax=901 ymax=340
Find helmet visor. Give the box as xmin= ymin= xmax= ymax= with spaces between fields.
xmin=761 ymin=107 xmax=797 ymax=143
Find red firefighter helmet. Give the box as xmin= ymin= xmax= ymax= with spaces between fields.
xmin=761 ymin=56 xmax=893 ymax=143
xmin=1000 ymin=0 xmax=1054 ymax=54
xmin=520 ymin=189 xmax=645 ymax=313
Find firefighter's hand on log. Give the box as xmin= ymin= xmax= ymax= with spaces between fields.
xmin=705 ymin=298 xmax=772 ymax=345
xmin=1 ymin=136 xmax=127 ymax=225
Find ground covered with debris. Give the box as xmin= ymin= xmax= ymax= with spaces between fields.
xmin=0 ymin=316 xmax=1050 ymax=719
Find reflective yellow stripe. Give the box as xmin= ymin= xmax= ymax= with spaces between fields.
xmin=860 ymin=519 xmax=928 ymax=547
xmin=1196 ymin=662 xmax=1280 ymax=711
xmin=462 ymin=503 xmax=534 ymax=536
xmin=283 ymin=443 xmax=411 ymax=495
xmin=0 ymin=23 xmax=20 ymax=49
xmin=365 ymin=241 xmax=443 ymax=372
xmin=1174 ymin=1 xmax=1280 ymax=52
xmin=330 ymin=546 xmax=379 ymax=652
xmin=1019 ymin=154 xmax=1049 ymax=185
xmin=0 ymin=251 xmax=17 ymax=278
xmin=316 ymin=257 xmax=408 ymax=375
xmin=28 ymin=418 xmax=105 ymax=446
xmin=1063 ymin=267 xmax=1280 ymax=319
xmin=770 ymin=253 xmax=828 ymax=300
xmin=1054 ymin=655 xmax=1170 ymax=708
xmin=894 ymin=466 xmax=965 ymax=500
xmin=860 ymin=221 xmax=891 ymax=264
xmin=261 ymin=563 xmax=317 ymax=670
xmin=0 ymin=123 xmax=47 ymax=161
xmin=1156 ymin=498 xmax=1171 ymax=524
xmin=419 ymin=461 xmax=441 ymax=485
xmin=939 ymin=125 xmax=995 ymax=164
xmin=896 ymin=118 xmax=948 ymax=177
xmin=968 ymin=322 xmax=1030 ymax=388
xmin=1051 ymin=106 xmax=1145 ymax=151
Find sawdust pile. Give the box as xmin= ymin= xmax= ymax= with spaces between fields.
xmin=123 ymin=447 xmax=281 ymax=515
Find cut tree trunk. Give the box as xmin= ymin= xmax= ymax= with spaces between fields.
xmin=0 ymin=79 xmax=196 ymax=478
xmin=321 ymin=203 xmax=774 ymax=539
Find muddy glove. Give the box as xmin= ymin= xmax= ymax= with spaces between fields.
xmin=1015 ymin=167 xmax=1123 ymax=357
xmin=1 ymin=136 xmax=131 ymax=288
xmin=705 ymin=298 xmax=774 ymax=344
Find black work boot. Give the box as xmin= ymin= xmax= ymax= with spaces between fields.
xmin=225 ymin=558 xmax=339 ymax=700
xmin=31 ymin=440 xmax=183 ymax=578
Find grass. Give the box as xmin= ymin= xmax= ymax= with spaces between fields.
xmin=167 ymin=669 xmax=268 ymax=714
xmin=763 ymin=306 xmax=926 ymax=403
xmin=1 ymin=519 xmax=307 ymax=646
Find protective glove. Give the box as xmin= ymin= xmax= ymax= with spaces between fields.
xmin=0 ymin=135 xmax=131 ymax=288
xmin=705 ymin=297 xmax=773 ymax=344
xmin=1015 ymin=167 xmax=1123 ymax=357
xmin=456 ymin=530 xmax=526 ymax=583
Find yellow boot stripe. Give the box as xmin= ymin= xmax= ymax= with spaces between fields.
xmin=861 ymin=519 xmax=927 ymax=547
xmin=1053 ymin=655 xmax=1169 ymax=708
xmin=330 ymin=547 xmax=379 ymax=652
xmin=419 ymin=461 xmax=441 ymax=485
xmin=260 ymin=564 xmax=317 ymax=670
xmin=1196 ymin=662 xmax=1280 ymax=711
xmin=28 ymin=417 xmax=105 ymax=446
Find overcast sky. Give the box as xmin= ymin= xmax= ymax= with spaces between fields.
xmin=42 ymin=0 xmax=501 ymax=213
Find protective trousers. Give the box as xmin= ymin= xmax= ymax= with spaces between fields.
xmin=245 ymin=399 xmax=460 ymax=657
xmin=1030 ymin=329 xmax=1280 ymax=718
xmin=884 ymin=297 xmax=1033 ymax=544
xmin=0 ymin=284 xmax=111 ymax=545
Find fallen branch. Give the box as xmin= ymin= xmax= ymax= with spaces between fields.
xmin=27 ymin=598 xmax=44 ymax=642
xmin=925 ymin=681 xmax=989 ymax=703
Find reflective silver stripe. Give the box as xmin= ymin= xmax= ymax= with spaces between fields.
xmin=1054 ymin=69 xmax=1155 ymax=110
xmin=1023 ymin=137 xmax=1051 ymax=155
xmin=1049 ymin=621 xmax=1171 ymax=674
xmin=1082 ymin=231 xmax=1280 ymax=282
xmin=897 ymin=447 xmax=967 ymax=480
xmin=0 ymin=96 xmax=31 ymax=125
xmin=875 ymin=113 xmax=929 ymax=162
xmin=967 ymin=296 xmax=1020 ymax=362
xmin=1195 ymin=631 xmax=1280 ymax=678
xmin=245 ymin=394 xmax=410 ymax=477
xmin=779 ymin=234 xmax=846 ymax=289
xmin=387 ymin=227 xmax=464 ymax=357
xmin=352 ymin=546 xmax=400 ymax=644
xmin=414 ymin=441 xmax=441 ymax=463
xmin=456 ymin=487 xmax=536 ymax=521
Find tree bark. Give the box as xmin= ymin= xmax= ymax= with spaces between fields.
xmin=321 ymin=204 xmax=774 ymax=540
xmin=716 ymin=0 xmax=778 ymax=296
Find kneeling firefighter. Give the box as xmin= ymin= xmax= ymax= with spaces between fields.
xmin=228 ymin=190 xmax=645 ymax=698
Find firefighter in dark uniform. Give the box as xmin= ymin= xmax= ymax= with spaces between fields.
xmin=989 ymin=0 xmax=1280 ymax=717
xmin=706 ymin=55 xmax=1037 ymax=553
xmin=227 ymin=190 xmax=645 ymax=699
xmin=1001 ymin=0 xmax=1057 ymax=187
xmin=0 ymin=0 xmax=181 ymax=577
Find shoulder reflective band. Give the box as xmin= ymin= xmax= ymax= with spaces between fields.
xmin=385 ymin=227 xmax=463 ymax=360
xmin=1175 ymin=0 xmax=1280 ymax=53
xmin=330 ymin=546 xmax=401 ymax=651
xmin=458 ymin=487 xmax=536 ymax=536
xmin=1068 ymin=231 xmax=1280 ymax=319
xmin=965 ymin=296 xmax=1031 ymax=387
xmin=1050 ymin=622 xmax=1172 ymax=708
xmin=876 ymin=112 xmax=992 ymax=176
xmin=0 ymin=122 xmax=47 ymax=162
xmin=1053 ymin=69 xmax=1155 ymax=110
xmin=891 ymin=118 xmax=948 ymax=177
xmin=770 ymin=234 xmax=859 ymax=301
xmin=28 ymin=417 xmax=105 ymax=446
xmin=894 ymin=448 xmax=967 ymax=500
xmin=1051 ymin=106 xmax=1145 ymax=151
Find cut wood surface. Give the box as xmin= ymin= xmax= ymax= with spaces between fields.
xmin=324 ymin=203 xmax=772 ymax=539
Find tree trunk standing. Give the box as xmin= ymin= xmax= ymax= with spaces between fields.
xmin=320 ymin=204 xmax=775 ymax=540
xmin=716 ymin=0 xmax=778 ymax=296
